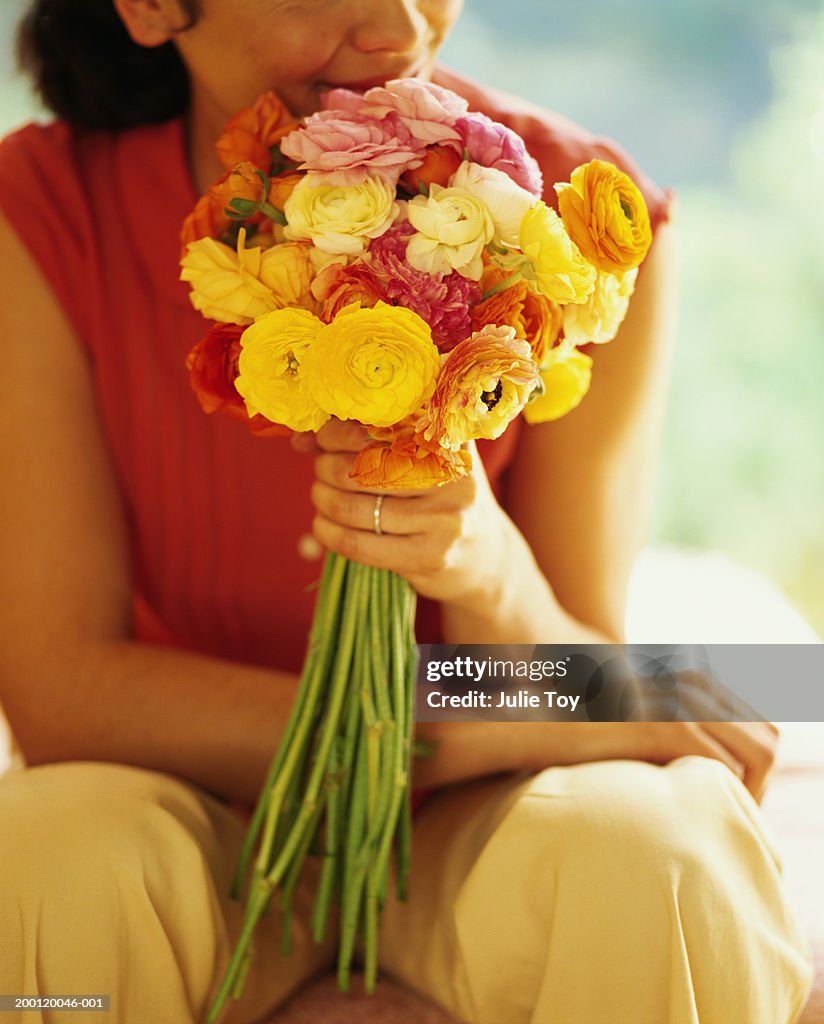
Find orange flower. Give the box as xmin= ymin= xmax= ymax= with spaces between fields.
xmin=420 ymin=324 xmax=539 ymax=450
xmin=185 ymin=323 xmax=289 ymax=437
xmin=180 ymin=163 xmax=267 ymax=257
xmin=471 ymin=267 xmax=562 ymax=365
xmin=350 ymin=437 xmax=472 ymax=489
xmin=399 ymin=145 xmax=463 ymax=194
xmin=555 ymin=160 xmax=652 ymax=276
xmin=311 ymin=261 xmax=386 ymax=322
xmin=268 ymin=172 xmax=303 ymax=213
xmin=216 ymin=92 xmax=298 ymax=172
xmin=210 ymin=161 xmax=267 ymax=212
xmin=180 ymin=191 xmax=230 ymax=256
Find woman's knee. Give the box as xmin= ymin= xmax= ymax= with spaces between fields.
xmin=0 ymin=761 xmax=226 ymax=1016
xmin=448 ymin=753 xmax=804 ymax=965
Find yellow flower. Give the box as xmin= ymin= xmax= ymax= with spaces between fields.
xmin=563 ymin=268 xmax=638 ymax=346
xmin=180 ymin=229 xmax=316 ymax=325
xmin=555 ymin=160 xmax=652 ymax=275
xmin=523 ymin=345 xmax=593 ymax=424
xmin=235 ymin=308 xmax=330 ymax=432
xmin=257 ymin=241 xmax=318 ymax=312
xmin=406 ymin=184 xmax=494 ymax=280
xmin=419 ymin=325 xmax=539 ymax=451
xmin=518 ymin=201 xmax=597 ymax=305
xmin=283 ymin=175 xmax=398 ymax=255
xmin=301 ymin=302 xmax=440 ymax=427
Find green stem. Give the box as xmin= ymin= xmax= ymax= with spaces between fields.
xmin=205 ymin=881 xmax=271 ymax=1024
xmin=252 ymin=556 xmax=348 ymax=889
xmin=232 ymin=553 xmax=342 ymax=897
xmin=311 ymin=735 xmax=344 ymax=943
xmin=263 ymin=564 xmax=365 ymax=891
xmin=481 ymin=270 xmax=524 ymax=301
xmin=279 ymin=796 xmax=325 ymax=956
xmin=338 ymin=717 xmax=369 ymax=990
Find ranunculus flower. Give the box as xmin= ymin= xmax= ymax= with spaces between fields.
xmin=180 ymin=192 xmax=231 ymax=257
xmin=450 ymin=161 xmax=536 ymax=247
xmin=180 ymin=162 xmax=288 ymax=257
xmin=256 ymin=240 xmax=318 ymax=310
xmin=399 ymin=144 xmax=463 ymax=194
xmin=471 ymin=267 xmax=562 ymax=365
xmin=518 ymin=201 xmax=597 ymax=304
xmin=185 ymin=323 xmax=289 ymax=437
xmin=419 ymin=325 xmax=539 ymax=450
xmin=209 ymin=160 xmax=265 ymax=211
xmin=279 ymin=109 xmax=423 ymax=187
xmin=216 ymin=92 xmax=297 ymax=172
xmin=325 ymin=78 xmax=467 ymax=146
xmin=235 ymin=308 xmax=330 ymax=432
xmin=350 ymin=437 xmax=472 ymax=489
xmin=268 ymin=172 xmax=303 ymax=213
xmin=369 ymin=224 xmax=480 ymax=352
xmin=455 ymin=112 xmax=544 ymax=197
xmin=563 ymin=268 xmax=638 ymax=346
xmin=311 ymin=260 xmax=387 ymax=321
xmin=180 ymin=230 xmax=316 ymax=324
xmin=556 ymin=160 xmax=652 ymax=275
xmin=406 ymin=185 xmax=494 ymax=280
xmin=284 ymin=175 xmax=398 ymax=255
xmin=523 ymin=345 xmax=593 ymax=424
xmin=301 ymin=302 xmax=440 ymax=427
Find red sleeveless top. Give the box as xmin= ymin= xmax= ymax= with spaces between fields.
xmin=0 ymin=68 xmax=671 ymax=673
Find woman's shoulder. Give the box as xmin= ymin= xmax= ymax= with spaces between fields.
xmin=0 ymin=116 xmax=186 ymax=191
xmin=432 ymin=66 xmax=672 ymax=232
xmin=0 ymin=116 xmax=192 ymax=343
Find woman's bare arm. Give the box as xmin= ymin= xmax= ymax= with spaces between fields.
xmin=439 ymin=219 xmax=679 ymax=644
xmin=0 ymin=213 xmax=298 ymax=805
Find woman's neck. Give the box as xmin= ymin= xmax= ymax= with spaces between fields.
xmin=185 ymin=86 xmax=234 ymax=194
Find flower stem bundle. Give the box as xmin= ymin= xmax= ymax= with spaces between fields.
xmin=205 ymin=554 xmax=417 ymax=1024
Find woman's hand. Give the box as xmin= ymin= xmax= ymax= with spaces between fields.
xmin=518 ymin=720 xmax=780 ymax=804
xmin=294 ymin=419 xmax=516 ymax=607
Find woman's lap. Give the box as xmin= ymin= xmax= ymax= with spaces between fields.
xmin=0 ymin=756 xmax=813 ymax=1024
xmin=378 ymin=756 xmax=814 ymax=1024
xmin=0 ymin=761 xmax=336 ymax=1024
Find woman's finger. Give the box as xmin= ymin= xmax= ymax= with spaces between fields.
xmin=310 ymin=480 xmax=441 ymax=536
xmin=290 ymin=431 xmax=320 ymax=454
xmin=646 ymin=722 xmax=745 ymax=780
xmin=697 ymin=722 xmax=778 ymax=803
xmin=314 ymin=419 xmax=370 ymax=453
xmin=312 ymin=512 xmax=443 ymax=575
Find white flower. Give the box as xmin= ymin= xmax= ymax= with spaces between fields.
xmin=283 ymin=175 xmax=398 ymax=256
xmin=405 ymin=184 xmax=493 ymax=280
xmin=450 ymin=161 xmax=536 ymax=247
xmin=563 ymin=268 xmax=638 ymax=345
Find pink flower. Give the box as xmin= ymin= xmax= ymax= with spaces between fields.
xmin=369 ymin=224 xmax=480 ymax=352
xmin=455 ymin=112 xmax=543 ymax=197
xmin=280 ymin=109 xmax=423 ymax=187
xmin=324 ymin=78 xmax=467 ymax=147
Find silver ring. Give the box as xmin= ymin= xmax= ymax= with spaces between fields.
xmin=373 ymin=494 xmax=385 ymax=536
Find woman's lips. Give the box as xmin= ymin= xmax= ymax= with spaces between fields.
xmin=321 ymin=68 xmax=423 ymax=93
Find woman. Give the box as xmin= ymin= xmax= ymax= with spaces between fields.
xmin=0 ymin=1 xmax=812 ymax=1022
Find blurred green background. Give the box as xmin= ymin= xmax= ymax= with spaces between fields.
xmin=2 ymin=0 xmax=822 ymax=634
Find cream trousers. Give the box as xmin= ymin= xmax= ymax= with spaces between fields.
xmin=0 ymin=756 xmax=813 ymax=1024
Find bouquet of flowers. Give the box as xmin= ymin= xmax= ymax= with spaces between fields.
xmin=179 ymin=78 xmax=652 ymax=1022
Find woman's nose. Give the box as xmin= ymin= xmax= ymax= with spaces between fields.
xmin=351 ymin=0 xmax=427 ymax=54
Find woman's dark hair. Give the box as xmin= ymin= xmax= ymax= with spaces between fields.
xmin=17 ymin=0 xmax=198 ymax=131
